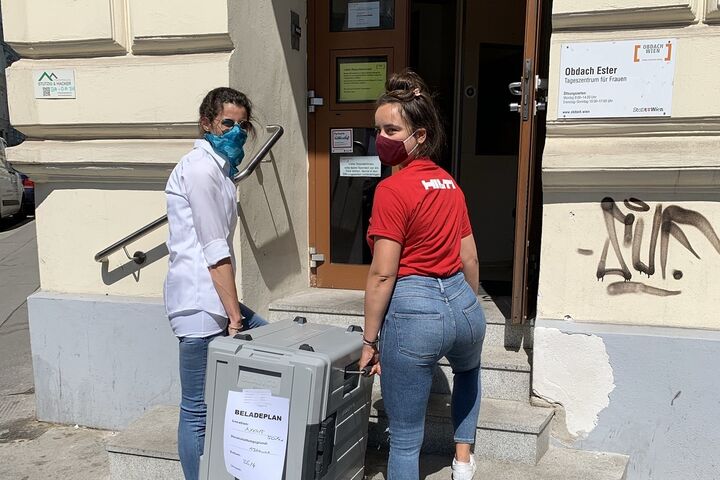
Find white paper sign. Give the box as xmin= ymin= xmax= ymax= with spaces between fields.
xmin=224 ymin=389 xmax=290 ymax=480
xmin=332 ymin=128 xmax=354 ymax=153
xmin=34 ymin=69 xmax=76 ymax=99
xmin=558 ymin=39 xmax=676 ymax=118
xmin=340 ymin=156 xmax=381 ymax=177
xmin=348 ymin=1 xmax=380 ymax=29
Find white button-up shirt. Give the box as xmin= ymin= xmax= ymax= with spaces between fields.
xmin=164 ymin=139 xmax=238 ymax=325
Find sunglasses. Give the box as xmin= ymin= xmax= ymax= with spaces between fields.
xmin=220 ymin=118 xmax=250 ymax=130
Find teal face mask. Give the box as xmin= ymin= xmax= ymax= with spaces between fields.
xmin=204 ymin=124 xmax=248 ymax=178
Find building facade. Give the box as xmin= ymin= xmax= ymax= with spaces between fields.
xmin=3 ymin=1 xmax=719 ymax=478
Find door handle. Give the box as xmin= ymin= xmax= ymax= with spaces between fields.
xmin=508 ymin=81 xmax=522 ymax=96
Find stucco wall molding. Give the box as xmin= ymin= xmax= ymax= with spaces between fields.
xmin=542 ymin=133 xmax=720 ymax=193
xmin=16 ymin=162 xmax=174 ymax=185
xmin=542 ymin=167 xmax=720 ymax=193
xmin=547 ymin=117 xmax=720 ymax=138
xmin=553 ymin=4 xmax=698 ymax=31
xmin=7 ymin=39 xmax=128 ymax=60
xmin=16 ymin=123 xmax=198 ymax=141
xmin=705 ymin=0 xmax=720 ymax=22
xmin=3 ymin=0 xmax=129 ymax=59
xmin=6 ymin=139 xmax=187 ymax=183
xmin=131 ymin=33 xmax=234 ymax=55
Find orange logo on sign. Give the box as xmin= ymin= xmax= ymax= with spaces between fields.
xmin=634 ymin=41 xmax=673 ymax=62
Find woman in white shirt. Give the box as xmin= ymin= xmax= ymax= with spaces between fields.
xmin=164 ymin=87 xmax=267 ymax=480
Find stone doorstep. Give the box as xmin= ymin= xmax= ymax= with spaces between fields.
xmin=268 ymin=288 xmax=532 ymax=349
xmin=268 ymin=288 xmax=510 ymax=325
xmin=365 ymin=346 xmax=531 ymax=401
xmin=369 ymin=394 xmax=554 ymax=465
xmin=108 ymin=404 xmax=624 ymax=479
xmin=370 ymin=395 xmax=553 ymax=437
xmin=364 ymin=447 xmax=630 ymax=480
xmin=436 ymin=345 xmax=532 ymax=401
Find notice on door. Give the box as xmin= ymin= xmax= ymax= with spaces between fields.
xmin=338 ymin=60 xmax=387 ymax=103
xmin=34 ymin=69 xmax=76 ymax=99
xmin=558 ymin=39 xmax=676 ymax=118
xmin=340 ymin=156 xmax=381 ymax=177
xmin=331 ymin=128 xmax=354 ymax=153
xmin=224 ymin=389 xmax=290 ymax=480
xmin=348 ymin=1 xmax=380 ymax=29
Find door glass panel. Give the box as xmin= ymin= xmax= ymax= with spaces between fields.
xmin=330 ymin=128 xmax=391 ymax=264
xmin=330 ymin=0 xmax=395 ymax=32
xmin=336 ymin=56 xmax=388 ymax=103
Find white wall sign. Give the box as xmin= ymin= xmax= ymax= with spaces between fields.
xmin=224 ymin=389 xmax=290 ymax=480
xmin=34 ymin=69 xmax=76 ymax=99
xmin=348 ymin=1 xmax=380 ymax=29
xmin=558 ymin=39 xmax=676 ymax=118
xmin=340 ymin=156 xmax=381 ymax=177
xmin=331 ymin=128 xmax=354 ymax=153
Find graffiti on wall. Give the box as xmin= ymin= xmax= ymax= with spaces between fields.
xmin=590 ymin=197 xmax=720 ymax=296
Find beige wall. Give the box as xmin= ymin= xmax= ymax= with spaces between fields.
xmin=227 ymin=0 xmax=309 ymax=308
xmin=539 ymin=0 xmax=720 ymax=329
xmin=3 ymin=0 xmax=309 ymax=311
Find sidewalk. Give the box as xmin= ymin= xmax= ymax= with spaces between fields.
xmin=0 ymin=219 xmax=115 ymax=480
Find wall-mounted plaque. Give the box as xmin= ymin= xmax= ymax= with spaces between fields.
xmin=558 ymin=39 xmax=676 ymax=118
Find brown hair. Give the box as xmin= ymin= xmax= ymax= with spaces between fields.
xmin=198 ymin=87 xmax=256 ymax=138
xmin=376 ymin=69 xmax=445 ymax=162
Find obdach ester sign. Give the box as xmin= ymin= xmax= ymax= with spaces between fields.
xmin=558 ymin=39 xmax=676 ymax=119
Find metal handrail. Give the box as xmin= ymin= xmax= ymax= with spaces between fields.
xmin=94 ymin=124 xmax=284 ymax=263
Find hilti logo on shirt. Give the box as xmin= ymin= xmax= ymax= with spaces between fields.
xmin=421 ymin=179 xmax=457 ymax=190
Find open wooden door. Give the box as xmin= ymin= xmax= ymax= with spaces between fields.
xmin=510 ymin=0 xmax=550 ymax=324
xmin=308 ymin=0 xmax=410 ymax=289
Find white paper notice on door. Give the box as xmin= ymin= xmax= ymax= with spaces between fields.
xmin=224 ymin=389 xmax=290 ymax=480
xmin=331 ymin=128 xmax=354 ymax=153
xmin=340 ymin=156 xmax=381 ymax=177
xmin=348 ymin=1 xmax=380 ymax=29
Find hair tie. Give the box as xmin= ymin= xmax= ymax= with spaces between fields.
xmin=413 ymin=88 xmax=421 ymax=97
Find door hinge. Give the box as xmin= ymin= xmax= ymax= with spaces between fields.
xmin=309 ymin=247 xmax=325 ymax=268
xmin=307 ymin=90 xmax=324 ymax=113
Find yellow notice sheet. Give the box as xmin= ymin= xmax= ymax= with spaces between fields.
xmin=338 ymin=61 xmax=387 ymax=102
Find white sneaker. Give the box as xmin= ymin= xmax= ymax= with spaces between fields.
xmin=451 ymin=455 xmax=476 ymax=480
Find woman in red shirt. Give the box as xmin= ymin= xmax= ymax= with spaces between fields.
xmin=359 ymin=71 xmax=486 ymax=480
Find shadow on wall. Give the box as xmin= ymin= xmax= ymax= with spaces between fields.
xmin=101 ymin=243 xmax=168 ymax=285
xmin=238 ymin=152 xmax=301 ymax=290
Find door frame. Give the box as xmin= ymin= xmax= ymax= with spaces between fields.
xmin=308 ymin=0 xmax=410 ymax=289
xmin=510 ymin=0 xmax=550 ymax=324
xmin=307 ymin=0 xmax=549 ymax=305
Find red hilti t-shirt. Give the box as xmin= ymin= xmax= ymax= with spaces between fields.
xmin=367 ymin=158 xmax=472 ymax=278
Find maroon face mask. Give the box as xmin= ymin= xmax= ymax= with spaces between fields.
xmin=375 ymin=131 xmax=419 ymax=166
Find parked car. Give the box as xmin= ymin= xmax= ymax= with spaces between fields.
xmin=0 ymin=138 xmax=24 ymax=220
xmin=17 ymin=171 xmax=34 ymax=214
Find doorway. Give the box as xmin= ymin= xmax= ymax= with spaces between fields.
xmin=308 ymin=0 xmax=549 ymax=322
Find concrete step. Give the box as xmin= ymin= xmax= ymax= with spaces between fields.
xmin=268 ymin=288 xmax=532 ymax=349
xmin=369 ymin=394 xmax=554 ymax=465
xmin=364 ymin=446 xmax=629 ymax=480
xmin=430 ymin=346 xmax=531 ymax=401
xmin=106 ymin=405 xmax=182 ymax=480
xmin=107 ymin=405 xmax=623 ymax=480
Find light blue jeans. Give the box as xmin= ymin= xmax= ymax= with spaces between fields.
xmin=177 ymin=304 xmax=267 ymax=480
xmin=379 ymin=272 xmax=486 ymax=480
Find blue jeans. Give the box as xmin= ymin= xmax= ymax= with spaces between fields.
xmin=177 ymin=304 xmax=267 ymax=480
xmin=379 ymin=273 xmax=486 ymax=480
